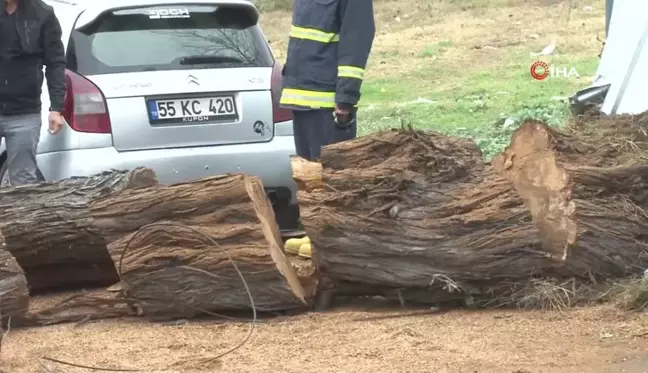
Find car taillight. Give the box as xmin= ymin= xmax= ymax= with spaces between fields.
xmin=63 ymin=69 xmax=111 ymax=133
xmin=270 ymin=61 xmax=292 ymax=124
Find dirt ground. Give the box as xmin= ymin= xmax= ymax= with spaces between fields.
xmin=4 ymin=300 xmax=648 ymax=373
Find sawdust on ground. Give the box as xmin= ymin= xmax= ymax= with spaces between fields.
xmin=4 ymin=302 xmax=648 ymax=373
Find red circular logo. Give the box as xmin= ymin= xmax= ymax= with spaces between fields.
xmin=530 ymin=61 xmax=549 ymax=80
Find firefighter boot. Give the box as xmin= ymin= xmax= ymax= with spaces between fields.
xmin=284 ymin=236 xmax=310 ymax=255
xmin=298 ymin=243 xmax=312 ymax=258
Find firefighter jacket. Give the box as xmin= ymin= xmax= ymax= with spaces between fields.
xmin=279 ymin=0 xmax=375 ymax=110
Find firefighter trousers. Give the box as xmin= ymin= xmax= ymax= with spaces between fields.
xmin=292 ymin=109 xmax=357 ymax=161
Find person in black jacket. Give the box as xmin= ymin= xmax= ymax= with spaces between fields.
xmin=0 ymin=0 xmax=65 ymax=186
xmin=279 ymin=0 xmax=375 ymax=161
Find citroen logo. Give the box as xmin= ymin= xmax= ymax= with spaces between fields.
xmin=187 ymin=75 xmax=199 ymax=86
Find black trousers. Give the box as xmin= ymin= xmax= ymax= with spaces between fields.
xmin=292 ymin=109 xmax=357 ymax=161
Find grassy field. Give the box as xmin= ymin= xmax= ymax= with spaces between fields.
xmin=259 ymin=0 xmax=606 ymax=158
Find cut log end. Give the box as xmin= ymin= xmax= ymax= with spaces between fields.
xmin=0 ymin=249 xmax=29 ymax=327
xmin=291 ymin=156 xmax=324 ymax=191
xmin=493 ymin=120 xmax=576 ymax=262
xmin=243 ymin=175 xmax=308 ymax=303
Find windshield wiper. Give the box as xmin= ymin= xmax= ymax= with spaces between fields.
xmin=179 ymin=55 xmax=245 ymax=65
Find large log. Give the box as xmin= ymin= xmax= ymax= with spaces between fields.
xmin=0 ymin=168 xmax=158 ymax=292
xmin=292 ymin=119 xmax=648 ymax=303
xmin=291 ymin=131 xmax=549 ymax=291
xmin=0 ymin=249 xmax=28 ymax=327
xmin=493 ymin=119 xmax=648 ymax=277
xmin=104 ymin=174 xmax=309 ymax=320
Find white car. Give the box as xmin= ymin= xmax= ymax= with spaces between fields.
xmin=0 ymin=0 xmax=299 ymax=228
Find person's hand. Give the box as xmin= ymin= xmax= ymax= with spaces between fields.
xmin=334 ymin=103 xmax=357 ymax=130
xmin=335 ymin=103 xmax=350 ymax=119
xmin=48 ymin=111 xmax=64 ymax=135
xmin=334 ymin=103 xmax=351 ymax=126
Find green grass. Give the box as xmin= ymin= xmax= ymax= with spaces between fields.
xmin=419 ymin=41 xmax=452 ymax=58
xmin=255 ymin=0 xmax=293 ymax=11
xmin=257 ymin=0 xmax=604 ymax=158
xmin=357 ymin=53 xmax=601 ymax=158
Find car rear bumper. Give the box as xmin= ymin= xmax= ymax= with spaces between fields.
xmin=36 ymin=134 xmax=298 ymax=204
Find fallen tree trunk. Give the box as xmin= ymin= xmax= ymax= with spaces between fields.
xmin=291 ymin=131 xmax=549 ymax=291
xmin=0 ymin=249 xmax=28 ymax=327
xmin=104 ymin=174 xmax=309 ymax=320
xmin=493 ymin=119 xmax=648 ymax=278
xmin=0 ymin=168 xmax=158 ymax=292
xmin=293 ymin=120 xmax=648 ymax=304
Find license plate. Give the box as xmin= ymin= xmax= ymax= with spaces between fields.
xmin=146 ymin=96 xmax=237 ymax=124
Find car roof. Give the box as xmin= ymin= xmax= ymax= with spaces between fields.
xmin=44 ymin=0 xmax=260 ymax=33
xmin=46 ymin=0 xmax=255 ymax=6
xmin=44 ymin=0 xmax=258 ymax=15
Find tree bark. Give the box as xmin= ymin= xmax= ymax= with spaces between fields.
xmin=292 ymin=120 xmax=648 ymax=303
xmin=0 ymin=249 xmax=28 ymax=327
xmin=104 ymin=174 xmax=309 ymax=320
xmin=493 ymin=119 xmax=648 ymax=278
xmin=0 ymin=168 xmax=158 ymax=293
xmin=291 ymin=131 xmax=550 ymax=292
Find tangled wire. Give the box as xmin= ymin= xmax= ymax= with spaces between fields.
xmin=40 ymin=221 xmax=258 ymax=372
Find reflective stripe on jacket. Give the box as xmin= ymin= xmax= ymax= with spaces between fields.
xmin=279 ymin=0 xmax=375 ymax=110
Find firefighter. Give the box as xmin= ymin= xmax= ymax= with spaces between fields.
xmin=280 ymin=0 xmax=375 ymax=264
xmin=279 ymin=0 xmax=375 ymax=162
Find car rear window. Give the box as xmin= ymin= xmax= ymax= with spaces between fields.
xmin=67 ymin=5 xmax=273 ymax=75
